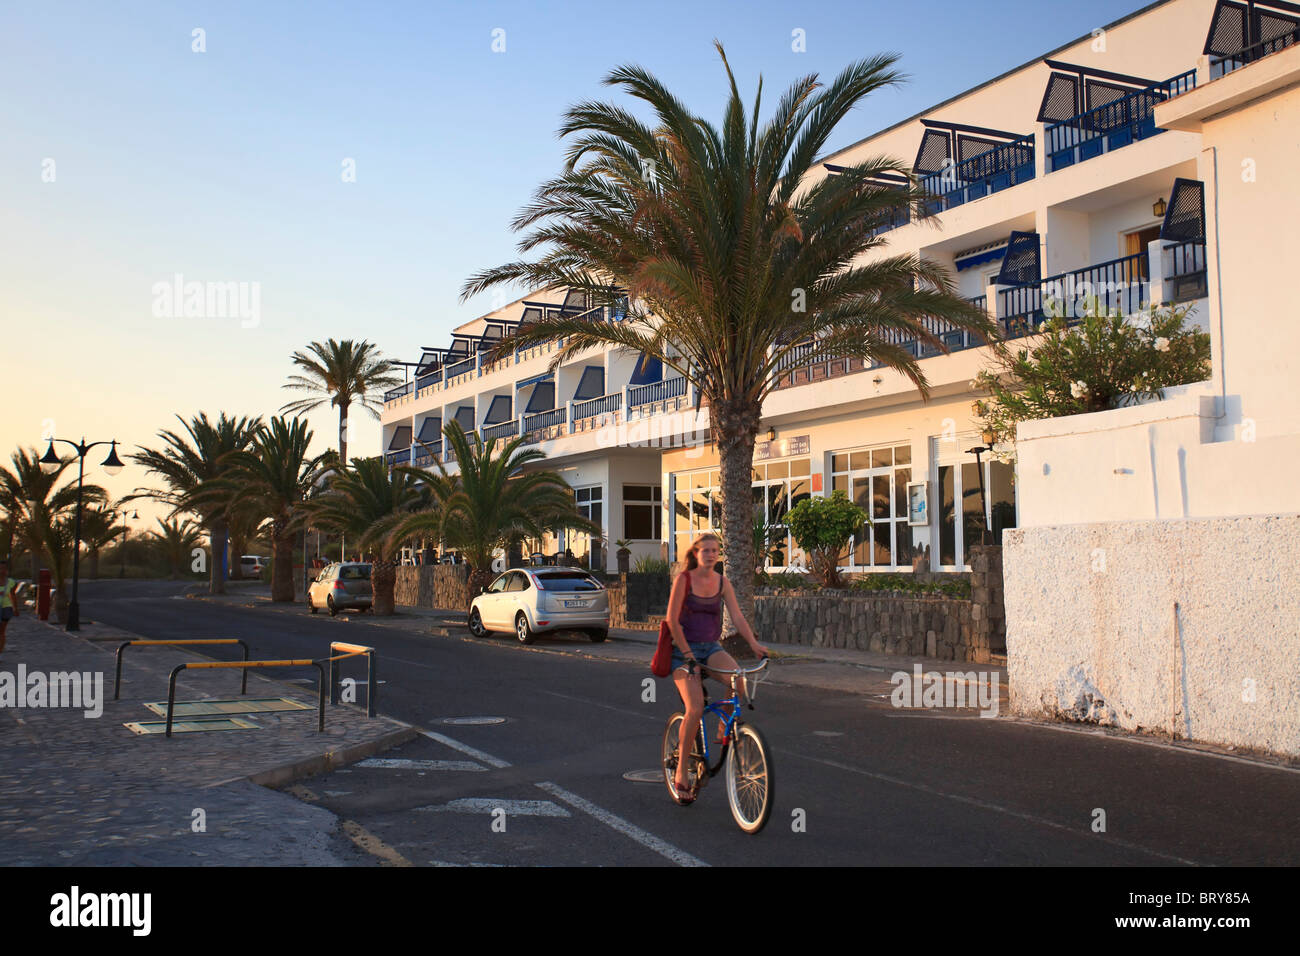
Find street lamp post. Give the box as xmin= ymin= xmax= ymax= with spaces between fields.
xmin=965 ymin=429 xmax=997 ymax=546
xmin=40 ymin=438 xmax=125 ymax=631
xmin=118 ymin=508 xmax=139 ymax=578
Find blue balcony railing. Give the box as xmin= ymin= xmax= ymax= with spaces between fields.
xmin=384 ymin=382 xmax=413 ymax=402
xmin=445 ymin=355 xmax=476 ymax=379
xmin=416 ymin=368 xmax=443 ymax=390
xmin=997 ymin=251 xmax=1150 ymax=336
xmin=919 ymin=134 xmax=1035 ymax=214
xmin=412 ymin=441 xmax=440 ymax=467
xmin=523 ymin=407 xmax=566 ymax=436
xmin=572 ymin=392 xmax=621 ymax=420
xmin=481 ymin=420 xmax=520 ymax=443
xmin=1211 ymin=27 xmax=1299 ymax=79
xmin=628 ymin=376 xmax=687 ymax=407
xmin=1045 ymin=71 xmax=1196 ymax=173
xmin=1164 ymin=240 xmax=1208 ymax=303
xmin=384 ymin=448 xmax=410 ymax=466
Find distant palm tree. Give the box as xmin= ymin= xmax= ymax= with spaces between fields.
xmin=0 ymin=448 xmax=106 ymax=613
xmin=149 ymin=517 xmax=204 ymax=580
xmin=129 ymin=413 xmax=262 ymax=593
xmin=394 ymin=421 xmax=600 ymax=607
xmin=197 ymin=417 xmax=328 ymax=602
xmin=462 ymin=45 xmax=992 ymax=620
xmin=306 ymin=457 xmax=428 ymax=614
xmin=280 ymin=339 xmax=402 ymax=469
xmin=80 ymin=507 xmax=122 ymax=579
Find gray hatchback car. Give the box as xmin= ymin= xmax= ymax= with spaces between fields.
xmin=469 ymin=568 xmax=609 ymax=644
xmin=308 ymin=562 xmax=373 ymax=616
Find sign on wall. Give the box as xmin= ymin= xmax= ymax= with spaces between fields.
xmin=754 ymin=435 xmax=810 ymax=461
xmin=907 ymin=480 xmax=929 ymax=527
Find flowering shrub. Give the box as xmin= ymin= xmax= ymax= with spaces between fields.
xmin=972 ymin=302 xmax=1211 ymax=449
xmin=785 ymin=489 xmax=869 ymax=589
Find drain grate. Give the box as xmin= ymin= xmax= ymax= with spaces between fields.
xmin=124 ymin=717 xmax=260 ymax=735
xmin=441 ymin=716 xmax=507 ymax=726
xmin=141 ymin=697 xmax=312 ymax=718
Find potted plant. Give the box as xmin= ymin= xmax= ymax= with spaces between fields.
xmin=615 ymin=538 xmax=632 ymax=574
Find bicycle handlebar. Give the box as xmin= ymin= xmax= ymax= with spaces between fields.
xmin=686 ymin=656 xmax=770 ymax=677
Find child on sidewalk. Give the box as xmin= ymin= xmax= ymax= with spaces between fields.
xmin=0 ymin=559 xmax=18 ymax=654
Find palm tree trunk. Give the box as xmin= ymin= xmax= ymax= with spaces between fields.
xmin=338 ymin=400 xmax=350 ymax=469
xmin=372 ymin=557 xmax=396 ymax=615
xmin=271 ymin=524 xmax=295 ymax=602
xmin=209 ymin=522 xmax=228 ymax=595
xmin=715 ymin=402 xmax=760 ymax=633
xmin=89 ymin=548 xmax=100 ymax=580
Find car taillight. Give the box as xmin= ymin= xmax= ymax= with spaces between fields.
xmin=333 ymin=582 xmax=345 ymax=590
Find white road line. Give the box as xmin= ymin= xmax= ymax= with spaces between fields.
xmin=419 ymin=730 xmax=512 ymax=769
xmin=535 ymin=781 xmax=709 ymax=868
xmin=538 ymin=689 xmax=660 ymax=722
xmin=784 ymin=751 xmax=1200 ymax=866
xmin=416 ymin=798 xmax=570 ymax=817
xmin=358 ymin=758 xmax=486 ymax=772
xmin=429 ymin=860 xmax=505 ymax=867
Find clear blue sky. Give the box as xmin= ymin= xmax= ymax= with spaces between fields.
xmin=0 ymin=0 xmax=1150 ymax=520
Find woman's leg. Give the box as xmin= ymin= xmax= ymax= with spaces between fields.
xmin=704 ymin=649 xmax=741 ymax=731
xmin=672 ymin=666 xmax=705 ymax=791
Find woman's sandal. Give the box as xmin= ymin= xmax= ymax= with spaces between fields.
xmin=673 ymin=779 xmax=697 ymax=805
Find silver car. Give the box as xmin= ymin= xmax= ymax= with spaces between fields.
xmin=469 ymin=568 xmax=610 ymax=644
xmin=308 ymin=562 xmax=373 ymax=616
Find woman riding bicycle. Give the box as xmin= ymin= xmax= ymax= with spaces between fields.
xmin=666 ymin=533 xmax=767 ymax=804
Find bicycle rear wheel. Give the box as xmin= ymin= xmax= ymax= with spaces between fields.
xmin=662 ymin=713 xmax=706 ymax=803
xmin=725 ymin=723 xmax=774 ymax=833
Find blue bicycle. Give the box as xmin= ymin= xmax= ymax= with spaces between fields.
xmin=661 ymin=657 xmax=773 ymax=834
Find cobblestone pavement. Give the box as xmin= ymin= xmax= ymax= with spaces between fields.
xmin=0 ymin=615 xmax=413 ymax=866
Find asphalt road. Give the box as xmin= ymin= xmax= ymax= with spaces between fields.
xmin=77 ymin=579 xmax=1300 ymax=867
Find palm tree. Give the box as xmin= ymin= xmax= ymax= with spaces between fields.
xmin=306 ymin=457 xmax=427 ymax=614
xmin=461 ymin=46 xmax=993 ymax=620
xmin=198 ymin=417 xmax=328 ymax=602
xmin=0 ymin=448 xmax=106 ymax=606
xmin=129 ymin=413 xmax=263 ymax=594
xmin=150 ymin=517 xmax=204 ymax=579
xmin=280 ymin=339 xmax=403 ymax=469
xmin=394 ymin=421 xmax=600 ymax=607
xmin=80 ymin=507 xmax=121 ymax=579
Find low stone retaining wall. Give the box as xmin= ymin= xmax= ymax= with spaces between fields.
xmin=394 ymin=564 xmax=471 ymax=610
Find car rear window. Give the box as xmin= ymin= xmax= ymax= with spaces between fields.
xmin=339 ymin=565 xmax=371 ymax=580
xmin=533 ymin=572 xmax=602 ymax=591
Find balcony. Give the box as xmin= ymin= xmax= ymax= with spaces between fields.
xmin=1163 ymin=240 xmax=1208 ymax=303
xmin=1045 ymin=71 xmax=1196 ymax=173
xmin=918 ymin=134 xmax=1035 ymax=214
xmin=1211 ymin=26 xmax=1300 ymax=79
xmin=628 ymin=376 xmax=687 ymax=407
xmin=384 ymin=381 xmax=413 ymax=402
xmin=481 ymin=420 xmax=521 ymax=443
xmin=384 ymin=448 xmax=410 ymax=466
xmin=572 ymin=392 xmax=622 ymax=421
xmin=416 ymin=368 xmax=443 ymax=391
xmin=997 ymin=251 xmax=1149 ymax=336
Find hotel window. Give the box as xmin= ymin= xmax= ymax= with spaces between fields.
xmin=934 ymin=441 xmax=1016 ymax=569
xmin=673 ymin=469 xmax=719 ymax=562
xmin=752 ymin=458 xmax=812 ymax=569
xmin=562 ymin=484 xmax=603 ymax=569
xmin=830 ymin=443 xmax=913 ymax=571
xmin=623 ymin=484 xmax=662 ymax=540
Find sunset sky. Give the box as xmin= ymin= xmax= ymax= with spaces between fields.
xmin=1 ymin=0 xmax=1141 ymax=528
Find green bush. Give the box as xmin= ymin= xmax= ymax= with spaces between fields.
xmin=847 ymin=574 xmax=970 ymax=599
xmin=755 ymin=570 xmax=812 ymax=590
xmin=632 ymin=555 xmax=670 ymax=575
xmin=785 ymin=490 xmax=868 ymax=588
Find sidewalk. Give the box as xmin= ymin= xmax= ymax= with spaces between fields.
xmin=188 ymin=583 xmax=1010 ymax=700
xmin=0 ymin=614 xmax=415 ymax=866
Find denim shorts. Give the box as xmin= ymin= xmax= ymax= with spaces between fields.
xmin=672 ymin=641 xmax=724 ymax=672
xmin=1 ymin=607 xmax=12 ymax=622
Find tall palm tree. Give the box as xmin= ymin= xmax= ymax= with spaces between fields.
xmin=197 ymin=417 xmax=328 ymax=603
xmin=0 ymin=448 xmax=106 ymax=600
xmin=462 ymin=45 xmax=993 ymax=620
xmin=394 ymin=421 xmax=600 ymax=608
xmin=306 ymin=456 xmax=428 ymax=615
xmin=149 ymin=517 xmax=204 ymax=580
xmin=80 ymin=506 xmax=121 ymax=579
xmin=129 ymin=413 xmax=263 ymax=594
xmin=280 ymin=339 xmax=403 ymax=469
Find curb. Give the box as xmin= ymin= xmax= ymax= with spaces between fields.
xmin=244 ymin=724 xmax=421 ymax=789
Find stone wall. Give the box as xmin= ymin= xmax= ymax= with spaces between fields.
xmin=394 ymin=564 xmax=471 ymax=610
xmin=1003 ymin=516 xmax=1300 ymax=758
xmin=607 ymin=572 xmax=668 ymax=631
xmin=968 ymin=545 xmax=1006 ymax=656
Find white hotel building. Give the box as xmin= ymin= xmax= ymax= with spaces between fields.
xmin=380 ymin=0 xmax=1296 ymax=581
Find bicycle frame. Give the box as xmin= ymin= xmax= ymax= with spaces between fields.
xmin=689 ymin=659 xmax=767 ymax=776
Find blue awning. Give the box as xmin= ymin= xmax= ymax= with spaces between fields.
xmin=574 ymin=366 xmax=605 ymax=400
xmin=956 ymin=243 xmax=1008 ymax=272
xmin=629 ymin=353 xmax=662 ymax=385
xmin=516 ymin=372 xmax=555 ymax=390
xmin=416 ymin=417 xmax=442 ymax=443
xmin=524 ymin=382 xmax=556 ymax=414
xmin=454 ymin=406 xmax=475 ymax=431
xmin=483 ymin=395 xmax=512 ymax=425
xmin=387 ymin=425 xmax=412 ymax=450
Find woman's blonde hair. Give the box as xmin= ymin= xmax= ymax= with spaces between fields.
xmin=684 ymin=533 xmax=721 ymax=572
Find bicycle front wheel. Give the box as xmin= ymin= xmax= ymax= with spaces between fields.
xmin=725 ymin=723 xmax=774 ymax=833
xmin=662 ymin=713 xmax=705 ymax=803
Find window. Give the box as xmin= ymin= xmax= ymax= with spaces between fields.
xmin=564 ymin=484 xmax=604 ymax=569
xmin=623 ymin=484 xmax=662 ymax=540
xmin=935 ymin=440 xmax=1017 ymax=569
xmin=673 ymin=459 xmax=811 ymax=568
xmin=830 ymin=443 xmax=914 ymax=571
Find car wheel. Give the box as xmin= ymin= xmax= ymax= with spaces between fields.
xmin=308 ymin=595 xmax=317 ymax=615
xmin=588 ymin=628 xmax=608 ymax=643
xmin=327 ymin=596 xmax=339 ymax=617
xmin=515 ymin=612 xmax=535 ymax=645
xmin=469 ymin=607 xmax=487 ymax=637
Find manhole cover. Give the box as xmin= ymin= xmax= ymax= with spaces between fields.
xmin=623 ymin=769 xmax=664 ymax=783
xmin=812 ymin=731 xmax=843 ymax=737
xmin=441 ymin=716 xmax=507 ymax=726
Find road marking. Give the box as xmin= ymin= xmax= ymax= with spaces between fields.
xmin=539 ymin=689 xmax=659 ymax=722
xmin=416 ymin=798 xmax=570 ymax=817
xmin=430 ymin=860 xmax=505 ymax=867
xmin=340 ymin=820 xmax=414 ymax=866
xmin=783 ymin=751 xmax=1201 ymax=866
xmin=419 ymin=730 xmax=512 ymax=769
xmin=535 ymin=781 xmax=709 ymax=868
xmin=358 ymin=758 xmax=486 ymax=772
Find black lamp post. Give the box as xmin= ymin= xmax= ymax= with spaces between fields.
xmin=965 ymin=430 xmax=996 ymax=546
xmin=118 ymin=507 xmax=139 ymax=578
xmin=40 ymin=438 xmax=124 ymax=631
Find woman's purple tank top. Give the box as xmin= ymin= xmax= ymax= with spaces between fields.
xmin=678 ymin=572 xmax=723 ymax=644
